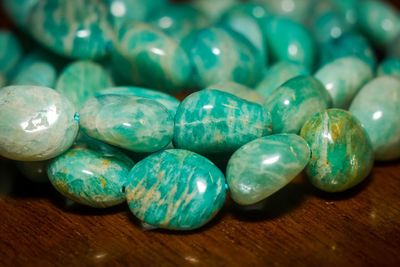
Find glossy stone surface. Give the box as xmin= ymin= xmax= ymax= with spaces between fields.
xmin=181 ymin=27 xmax=263 ymax=89
xmin=0 ymin=86 xmax=79 ymax=161
xmin=125 ymin=149 xmax=226 ymax=230
xmin=264 ymin=17 xmax=315 ymax=70
xmin=16 ymin=161 xmax=49 ymax=183
xmin=357 ymin=0 xmax=400 ymax=47
xmin=80 ymin=95 xmax=173 ymax=153
xmin=174 ymin=90 xmax=272 ymax=154
xmin=258 ymin=0 xmax=313 ymax=23
xmin=207 ymin=82 xmax=263 ymax=104
xmin=48 ymin=143 xmax=134 ymax=208
xmin=191 ymin=0 xmax=238 ymax=22
xmin=349 ymin=76 xmax=400 ymax=161
xmin=315 ymin=57 xmax=373 ymax=109
xmin=300 ymin=109 xmax=374 ymax=192
xmin=378 ymin=58 xmax=400 ymax=79
xmin=113 ymin=22 xmax=190 ymax=93
xmin=256 ymin=61 xmax=310 ymax=99
xmin=311 ymin=10 xmax=353 ymax=43
xmin=2 ymin=0 xmax=39 ymax=29
xmin=227 ymin=134 xmax=310 ymax=205
xmin=28 ymin=0 xmax=114 ymax=59
xmin=0 ymin=30 xmax=22 ymax=76
xmin=56 ymin=61 xmax=114 ymax=108
xmin=98 ymin=86 xmax=180 ymax=116
xmin=264 ymin=76 xmax=332 ymax=134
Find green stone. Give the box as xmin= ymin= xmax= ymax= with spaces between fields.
xmin=207 ymin=82 xmax=263 ymax=104
xmin=125 ymin=149 xmax=226 ymax=230
xmin=56 ymin=61 xmax=114 ymax=108
xmin=300 ymin=109 xmax=374 ymax=192
xmin=227 ymin=134 xmax=310 ymax=205
xmin=349 ymin=76 xmax=400 ymax=161
xmin=315 ymin=57 xmax=373 ymax=108
xmin=264 ymin=76 xmax=332 ymax=134
xmin=2 ymin=0 xmax=39 ymax=29
xmin=80 ymin=95 xmax=174 ymax=153
xmin=48 ymin=142 xmax=134 ymax=208
xmin=174 ymin=90 xmax=272 ymax=154
xmin=258 ymin=0 xmax=313 ymax=23
xmin=377 ymin=58 xmax=400 ymax=79
xmin=16 ymin=160 xmax=49 ymax=183
xmin=0 ymin=86 xmax=79 ymax=161
xmin=256 ymin=61 xmax=310 ymax=99
xmin=191 ymin=0 xmax=239 ymax=22
xmin=311 ymin=10 xmax=353 ymax=43
xmin=0 ymin=30 xmax=22 ymax=77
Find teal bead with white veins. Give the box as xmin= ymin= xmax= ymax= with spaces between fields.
xmin=0 ymin=86 xmax=79 ymax=161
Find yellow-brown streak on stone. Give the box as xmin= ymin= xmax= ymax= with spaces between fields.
xmin=99 ymin=176 xmax=107 ymax=188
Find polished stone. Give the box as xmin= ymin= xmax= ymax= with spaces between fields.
xmin=227 ymin=134 xmax=310 ymax=205
xmin=207 ymin=82 xmax=264 ymax=104
xmin=16 ymin=160 xmax=49 ymax=183
xmin=191 ymin=0 xmax=239 ymax=22
xmin=113 ymin=22 xmax=190 ymax=93
xmin=300 ymin=109 xmax=374 ymax=192
xmin=264 ymin=76 xmax=332 ymax=134
xmin=258 ymin=0 xmax=313 ymax=23
xmin=174 ymin=90 xmax=272 ymax=154
xmin=256 ymin=61 xmax=310 ymax=99
xmin=311 ymin=10 xmax=353 ymax=43
xmin=0 ymin=30 xmax=22 ymax=77
xmin=377 ymin=58 xmax=400 ymax=79
xmin=0 ymin=86 xmax=79 ymax=161
xmin=2 ymin=0 xmax=39 ymax=29
xmin=125 ymin=149 xmax=226 ymax=230
xmin=56 ymin=61 xmax=114 ymax=108
xmin=48 ymin=142 xmax=134 ymax=208
xmin=349 ymin=76 xmax=400 ymax=161
xmin=315 ymin=57 xmax=373 ymax=109
xmin=80 ymin=95 xmax=173 ymax=153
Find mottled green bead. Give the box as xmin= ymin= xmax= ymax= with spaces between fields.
xmin=256 ymin=61 xmax=310 ymax=99
xmin=315 ymin=57 xmax=373 ymax=109
xmin=0 ymin=86 xmax=79 ymax=161
xmin=48 ymin=143 xmax=134 ymax=208
xmin=191 ymin=0 xmax=239 ymax=22
xmin=80 ymin=95 xmax=173 ymax=153
xmin=264 ymin=76 xmax=332 ymax=134
xmin=174 ymin=90 xmax=272 ymax=154
xmin=2 ymin=0 xmax=38 ymax=29
xmin=98 ymin=86 xmax=180 ymax=116
xmin=16 ymin=160 xmax=49 ymax=183
xmin=258 ymin=0 xmax=313 ymax=23
xmin=300 ymin=109 xmax=374 ymax=192
xmin=126 ymin=149 xmax=226 ymax=230
xmin=207 ymin=82 xmax=263 ymax=104
xmin=0 ymin=30 xmax=22 ymax=76
xmin=113 ymin=22 xmax=190 ymax=93
xmin=377 ymin=58 xmax=400 ymax=79
xmin=28 ymin=0 xmax=114 ymax=59
xmin=181 ymin=27 xmax=263 ymax=89
xmin=350 ymin=76 xmax=400 ymax=161
xmin=227 ymin=134 xmax=310 ymax=205
xmin=56 ymin=61 xmax=114 ymax=108
xmin=311 ymin=10 xmax=353 ymax=43
xmin=331 ymin=0 xmax=359 ymax=26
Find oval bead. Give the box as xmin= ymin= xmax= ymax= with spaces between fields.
xmin=377 ymin=58 xmax=400 ymax=79
xmin=207 ymin=82 xmax=263 ymax=104
xmin=227 ymin=134 xmax=310 ymax=205
xmin=174 ymin=90 xmax=272 ymax=154
xmin=112 ymin=22 xmax=190 ymax=93
xmin=56 ymin=61 xmax=114 ymax=108
xmin=80 ymin=95 xmax=173 ymax=153
xmin=349 ymin=76 xmax=400 ymax=161
xmin=264 ymin=76 xmax=332 ymax=134
xmin=315 ymin=57 xmax=373 ymax=108
xmin=125 ymin=149 xmax=226 ymax=230
xmin=300 ymin=109 xmax=374 ymax=192
xmin=0 ymin=86 xmax=79 ymax=161
xmin=48 ymin=143 xmax=134 ymax=208
xmin=0 ymin=30 xmax=22 ymax=76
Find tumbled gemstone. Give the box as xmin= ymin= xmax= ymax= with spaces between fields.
xmin=207 ymin=82 xmax=263 ymax=104
xmin=0 ymin=30 xmax=22 ymax=77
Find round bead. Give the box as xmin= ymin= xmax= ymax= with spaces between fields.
xmin=300 ymin=109 xmax=374 ymax=192
xmin=0 ymin=30 xmax=22 ymax=76
xmin=125 ymin=149 xmax=226 ymax=230
xmin=227 ymin=134 xmax=310 ymax=205
xmin=0 ymin=86 xmax=79 ymax=161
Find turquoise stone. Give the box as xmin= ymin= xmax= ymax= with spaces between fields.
xmin=80 ymin=95 xmax=173 ymax=153
xmin=255 ymin=61 xmax=310 ymax=99
xmin=315 ymin=57 xmax=373 ymax=109
xmin=2 ymin=0 xmax=39 ymax=29
xmin=207 ymin=82 xmax=263 ymax=104
xmin=112 ymin=22 xmax=190 ymax=93
xmin=181 ymin=27 xmax=263 ymax=89
xmin=357 ymin=0 xmax=400 ymax=47
xmin=48 ymin=142 xmax=134 ymax=208
xmin=263 ymin=76 xmax=332 ymax=134
xmin=28 ymin=0 xmax=114 ymax=59
xmin=311 ymin=10 xmax=353 ymax=43
xmin=125 ymin=149 xmax=226 ymax=230
xmin=191 ymin=0 xmax=238 ymax=22
xmin=349 ymin=76 xmax=400 ymax=161
xmin=16 ymin=161 xmax=49 ymax=183
xmin=56 ymin=61 xmax=114 ymax=108
xmin=174 ymin=90 xmax=272 ymax=154
xmin=227 ymin=134 xmax=310 ymax=205
xmin=331 ymin=0 xmax=359 ymax=26
xmin=98 ymin=86 xmax=180 ymax=116
xmin=300 ymin=109 xmax=374 ymax=192
xmin=258 ymin=0 xmax=313 ymax=23
xmin=0 ymin=86 xmax=79 ymax=161
xmin=0 ymin=30 xmax=22 ymax=77
xmin=377 ymin=58 xmax=400 ymax=79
